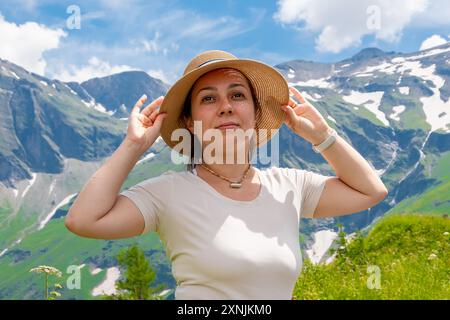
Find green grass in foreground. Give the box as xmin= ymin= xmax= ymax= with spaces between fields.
xmin=293 ymin=214 xmax=450 ymax=299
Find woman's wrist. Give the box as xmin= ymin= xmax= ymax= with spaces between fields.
xmin=311 ymin=127 xmax=338 ymax=153
xmin=311 ymin=127 xmax=334 ymax=146
xmin=122 ymin=137 xmax=148 ymax=158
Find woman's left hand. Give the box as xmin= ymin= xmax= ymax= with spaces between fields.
xmin=281 ymin=86 xmax=332 ymax=145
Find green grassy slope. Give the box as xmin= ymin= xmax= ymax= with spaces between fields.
xmin=293 ymin=215 xmax=450 ymax=299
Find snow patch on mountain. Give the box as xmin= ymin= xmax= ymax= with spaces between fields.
xmin=361 ymin=61 xmax=396 ymax=75
xmin=81 ymin=99 xmax=114 ymax=116
xmin=327 ymin=115 xmax=337 ymax=123
xmin=301 ymin=92 xmax=318 ymax=102
xmin=355 ymin=73 xmax=373 ymax=77
xmin=342 ymin=91 xmax=389 ymax=126
xmin=10 ymin=71 xmax=20 ymax=80
xmin=288 ymin=68 xmax=295 ymax=79
xmin=408 ymin=64 xmax=450 ymax=132
xmin=389 ymin=105 xmax=406 ymax=122
xmin=48 ymin=179 xmax=56 ymax=195
xmin=399 ymin=87 xmax=409 ymax=95
xmin=398 ymin=131 xmax=432 ymax=184
xmin=306 ymin=229 xmax=338 ymax=264
xmin=21 ymin=173 xmax=37 ymax=198
xmin=289 ymin=77 xmax=334 ymax=89
xmin=38 ymin=193 xmax=77 ymax=230
xmin=407 ymin=46 xmax=450 ymax=61
xmin=91 ymin=267 xmax=102 ymax=275
xmin=92 ymin=267 xmax=121 ymax=296
xmin=0 ymin=236 xmax=24 ymax=258
xmin=136 ymin=152 xmax=156 ymax=165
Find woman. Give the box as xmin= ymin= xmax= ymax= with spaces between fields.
xmin=65 ymin=50 xmax=388 ymax=300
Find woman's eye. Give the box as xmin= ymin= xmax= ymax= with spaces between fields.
xmin=201 ymin=96 xmax=213 ymax=103
xmin=233 ymin=92 xmax=245 ymax=98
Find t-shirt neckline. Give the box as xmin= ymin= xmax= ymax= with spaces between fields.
xmin=189 ymin=166 xmax=266 ymax=206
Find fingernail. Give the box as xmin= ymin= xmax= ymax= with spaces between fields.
xmin=141 ymin=94 xmax=147 ymax=99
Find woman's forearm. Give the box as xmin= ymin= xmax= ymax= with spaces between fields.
xmin=66 ymin=138 xmax=145 ymax=224
xmin=320 ymin=131 xmax=388 ymax=198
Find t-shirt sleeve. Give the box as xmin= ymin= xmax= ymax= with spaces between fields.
xmin=297 ymin=169 xmax=330 ymax=218
xmin=119 ymin=171 xmax=173 ymax=235
xmin=280 ymin=167 xmax=329 ymax=219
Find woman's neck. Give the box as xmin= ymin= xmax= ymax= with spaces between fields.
xmin=197 ymin=162 xmax=252 ymax=181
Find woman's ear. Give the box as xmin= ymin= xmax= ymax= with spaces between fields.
xmin=185 ymin=116 xmax=194 ymax=134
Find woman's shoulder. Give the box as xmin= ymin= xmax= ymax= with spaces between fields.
xmin=258 ymin=166 xmax=328 ymax=192
xmin=128 ymin=169 xmax=189 ymax=189
xmin=258 ymin=166 xmax=317 ymax=186
xmin=258 ymin=165 xmax=303 ymax=177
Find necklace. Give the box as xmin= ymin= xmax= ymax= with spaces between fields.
xmin=199 ymin=163 xmax=252 ymax=189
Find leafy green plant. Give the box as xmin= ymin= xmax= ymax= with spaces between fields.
xmin=29 ymin=265 xmax=63 ymax=300
xmin=102 ymin=244 xmax=167 ymax=300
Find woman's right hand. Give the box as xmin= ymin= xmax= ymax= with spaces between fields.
xmin=125 ymin=94 xmax=167 ymax=152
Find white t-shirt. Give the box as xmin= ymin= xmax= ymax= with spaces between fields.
xmin=120 ymin=166 xmax=329 ymax=300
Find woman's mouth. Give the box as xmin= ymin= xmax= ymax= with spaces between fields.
xmin=217 ymin=124 xmax=239 ymax=129
xmin=216 ymin=122 xmax=240 ymax=130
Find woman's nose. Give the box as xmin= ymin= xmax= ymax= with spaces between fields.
xmin=218 ymin=98 xmax=233 ymax=115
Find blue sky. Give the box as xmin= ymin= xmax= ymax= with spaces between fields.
xmin=0 ymin=0 xmax=449 ymax=84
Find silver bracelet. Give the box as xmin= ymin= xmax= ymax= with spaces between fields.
xmin=312 ymin=128 xmax=337 ymax=153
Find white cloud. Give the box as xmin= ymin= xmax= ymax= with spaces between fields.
xmin=410 ymin=0 xmax=450 ymax=28
xmin=141 ymin=32 xmax=160 ymax=53
xmin=42 ymin=6 xmax=264 ymax=85
xmin=0 ymin=14 xmax=66 ymax=75
xmin=81 ymin=11 xmax=107 ymax=23
xmin=147 ymin=69 xmax=169 ymax=84
xmin=145 ymin=8 xmax=265 ymax=43
xmin=419 ymin=34 xmax=448 ymax=51
xmin=273 ymin=0 xmax=427 ymax=53
xmin=99 ymin=0 xmax=138 ymax=10
xmin=53 ymin=56 xmax=136 ymax=83
xmin=139 ymin=31 xmax=180 ymax=56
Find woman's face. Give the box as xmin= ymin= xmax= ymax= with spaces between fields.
xmin=186 ymin=68 xmax=256 ymax=133
xmin=185 ymin=68 xmax=257 ymax=162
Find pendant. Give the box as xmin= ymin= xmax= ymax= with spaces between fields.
xmin=230 ymin=182 xmax=242 ymax=188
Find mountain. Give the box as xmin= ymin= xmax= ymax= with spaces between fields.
xmin=0 ymin=62 xmax=173 ymax=299
xmin=0 ymin=62 xmax=170 ymax=185
xmin=0 ymin=59 xmax=128 ymax=187
xmin=1 ymin=43 xmax=450 ymax=299
xmin=348 ymin=47 xmax=394 ymax=61
xmin=71 ymin=71 xmax=169 ymax=119
xmin=275 ymin=42 xmax=450 ymax=233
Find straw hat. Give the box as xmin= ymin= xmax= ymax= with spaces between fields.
xmin=159 ymin=50 xmax=289 ymax=155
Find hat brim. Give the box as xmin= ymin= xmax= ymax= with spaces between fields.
xmin=159 ymin=58 xmax=289 ymax=155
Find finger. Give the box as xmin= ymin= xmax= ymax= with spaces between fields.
xmin=281 ymin=104 xmax=297 ymax=118
xmin=282 ymin=106 xmax=298 ymax=130
xmin=141 ymin=96 xmax=164 ymax=116
xmin=152 ymin=112 xmax=167 ymax=130
xmin=289 ymin=86 xmax=306 ymax=104
xmin=148 ymin=107 xmax=161 ymax=123
xmin=292 ymin=103 xmax=309 ymax=114
xmin=137 ymin=113 xmax=152 ymax=126
xmin=287 ymin=97 xmax=298 ymax=108
xmin=132 ymin=94 xmax=147 ymax=115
